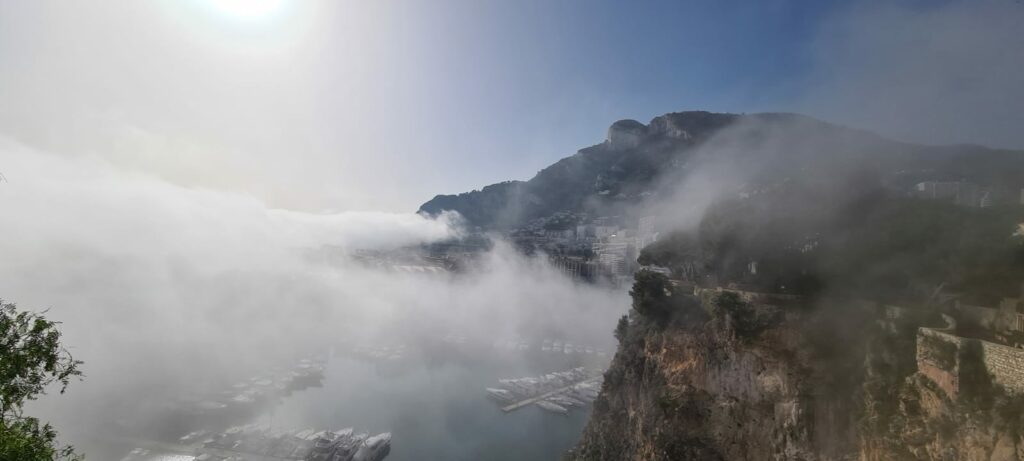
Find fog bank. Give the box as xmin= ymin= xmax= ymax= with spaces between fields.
xmin=0 ymin=139 xmax=627 ymax=455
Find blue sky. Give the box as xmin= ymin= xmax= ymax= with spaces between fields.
xmin=0 ymin=0 xmax=1019 ymax=211
xmin=391 ymin=1 xmax=842 ymax=190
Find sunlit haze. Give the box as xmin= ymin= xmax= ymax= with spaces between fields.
xmin=1 ymin=1 xmax=1023 ymax=460
xmin=207 ymin=0 xmax=286 ymax=21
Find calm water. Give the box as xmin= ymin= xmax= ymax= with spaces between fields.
xmin=90 ymin=345 xmax=607 ymax=461
xmin=265 ymin=352 xmax=598 ymax=461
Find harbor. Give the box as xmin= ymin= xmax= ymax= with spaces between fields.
xmin=486 ymin=367 xmax=604 ymax=415
xmin=101 ymin=341 xmax=608 ymax=461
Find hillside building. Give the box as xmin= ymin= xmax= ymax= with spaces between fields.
xmin=913 ymin=181 xmax=992 ymax=207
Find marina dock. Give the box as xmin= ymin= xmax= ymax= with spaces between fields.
xmin=501 ymin=376 xmax=602 ymax=412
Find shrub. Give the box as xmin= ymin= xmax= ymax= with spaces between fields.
xmin=712 ymin=292 xmax=779 ymax=340
xmin=630 ymin=270 xmax=676 ymax=322
xmin=614 ymin=315 xmax=629 ymax=343
xmin=0 ymin=300 xmax=83 ymax=461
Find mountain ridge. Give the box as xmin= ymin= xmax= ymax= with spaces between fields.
xmin=418 ymin=110 xmax=1024 ymax=230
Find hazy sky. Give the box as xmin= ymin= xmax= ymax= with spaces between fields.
xmin=1 ymin=2 xmax=1022 ymax=456
xmin=0 ymin=0 xmax=1020 ymax=211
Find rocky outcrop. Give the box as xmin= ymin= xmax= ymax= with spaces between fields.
xmin=571 ymin=280 xmax=1024 ymax=461
xmin=607 ymin=119 xmax=648 ymax=150
xmin=862 ymin=328 xmax=1024 ymax=461
xmin=859 ymin=372 xmax=1024 ymax=461
xmin=572 ymin=290 xmax=865 ymax=461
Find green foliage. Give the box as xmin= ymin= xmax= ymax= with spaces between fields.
xmin=540 ymin=211 xmax=582 ymax=231
xmin=0 ymin=300 xmax=83 ymax=460
xmin=1 ymin=417 xmax=82 ymax=461
xmin=712 ymin=292 xmax=779 ymax=340
xmin=630 ymin=271 xmax=676 ymax=322
xmin=639 ymin=191 xmax=1024 ymax=301
xmin=824 ymin=200 xmax=1024 ymax=300
xmin=613 ymin=315 xmax=629 ymax=343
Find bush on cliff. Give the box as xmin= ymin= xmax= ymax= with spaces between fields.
xmin=613 ymin=315 xmax=629 ymax=343
xmin=0 ymin=300 xmax=83 ymax=461
xmin=630 ymin=270 xmax=677 ymax=323
xmin=712 ymin=291 xmax=780 ymax=340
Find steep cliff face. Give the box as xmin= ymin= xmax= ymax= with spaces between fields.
xmin=859 ymin=373 xmax=1024 ymax=461
xmin=573 ymin=288 xmax=866 ymax=461
xmin=571 ymin=279 xmax=1024 ymax=461
xmin=859 ymin=326 xmax=1024 ymax=461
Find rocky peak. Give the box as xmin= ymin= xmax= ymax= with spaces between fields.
xmin=606 ymin=119 xmax=647 ymax=150
xmin=647 ymin=111 xmax=739 ymax=141
xmin=647 ymin=114 xmax=691 ymax=140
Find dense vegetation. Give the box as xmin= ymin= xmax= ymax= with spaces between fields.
xmin=0 ymin=301 xmax=82 ymax=460
xmin=710 ymin=292 xmax=782 ymax=341
xmin=640 ymin=191 xmax=1024 ymax=302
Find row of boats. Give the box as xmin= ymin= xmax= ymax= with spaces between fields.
xmin=486 ymin=367 xmax=603 ymax=415
xmin=184 ymin=424 xmax=391 ymax=461
xmin=480 ymin=337 xmax=609 ymax=357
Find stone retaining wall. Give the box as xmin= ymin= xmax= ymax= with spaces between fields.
xmin=916 ymin=327 xmax=1024 ymax=397
xmin=979 ymin=340 xmax=1024 ymax=393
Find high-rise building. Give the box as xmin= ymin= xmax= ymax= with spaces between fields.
xmin=638 ymin=216 xmax=658 ymax=237
xmin=638 ymin=215 xmax=660 ymax=248
xmin=913 ymin=181 xmax=990 ymax=207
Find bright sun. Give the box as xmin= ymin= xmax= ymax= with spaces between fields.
xmin=207 ymin=0 xmax=285 ymax=20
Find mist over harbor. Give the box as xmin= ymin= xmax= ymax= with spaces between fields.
xmin=1 ymin=1 xmax=1023 ymax=461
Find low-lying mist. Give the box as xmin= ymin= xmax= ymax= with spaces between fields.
xmin=0 ymin=138 xmax=628 ymax=456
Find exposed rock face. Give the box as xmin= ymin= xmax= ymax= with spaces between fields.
xmin=859 ymin=374 xmax=1024 ymax=461
xmin=572 ymin=292 xmax=864 ymax=461
xmin=607 ymin=119 xmax=648 ymax=150
xmin=862 ymin=328 xmax=1024 ymax=461
xmin=646 ymin=113 xmax=699 ymax=140
xmin=571 ymin=284 xmax=1024 ymax=461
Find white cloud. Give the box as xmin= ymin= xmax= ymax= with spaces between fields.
xmin=0 ymin=138 xmax=626 ymax=448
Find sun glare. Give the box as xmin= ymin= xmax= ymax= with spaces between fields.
xmin=207 ymin=0 xmax=285 ymax=20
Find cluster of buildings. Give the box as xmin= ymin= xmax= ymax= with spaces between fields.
xmin=486 ymin=367 xmax=603 ymax=415
xmin=523 ymin=215 xmax=661 ymax=284
xmin=911 ymin=182 xmax=1024 ymax=207
xmin=911 ymin=181 xmax=994 ymax=207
